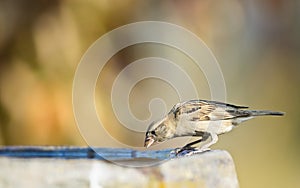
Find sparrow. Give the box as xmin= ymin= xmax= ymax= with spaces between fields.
xmin=144 ymin=99 xmax=284 ymax=156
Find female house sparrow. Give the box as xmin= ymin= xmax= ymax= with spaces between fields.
xmin=144 ymin=99 xmax=284 ymax=156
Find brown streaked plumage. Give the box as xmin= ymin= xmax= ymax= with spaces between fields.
xmin=144 ymin=99 xmax=284 ymax=156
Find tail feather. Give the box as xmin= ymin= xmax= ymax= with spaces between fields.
xmin=248 ymin=110 xmax=284 ymax=116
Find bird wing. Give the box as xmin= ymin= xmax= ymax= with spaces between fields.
xmin=171 ymin=100 xmax=250 ymax=121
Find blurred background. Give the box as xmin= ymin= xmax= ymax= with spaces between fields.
xmin=0 ymin=0 xmax=299 ymax=187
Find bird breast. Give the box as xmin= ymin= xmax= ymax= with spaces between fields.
xmin=175 ymin=119 xmax=234 ymax=136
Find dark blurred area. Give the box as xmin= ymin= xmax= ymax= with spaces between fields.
xmin=0 ymin=0 xmax=299 ymax=187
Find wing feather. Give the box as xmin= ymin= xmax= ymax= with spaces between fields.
xmin=171 ymin=100 xmax=250 ymax=121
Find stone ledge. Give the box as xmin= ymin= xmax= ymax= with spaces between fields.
xmin=0 ymin=148 xmax=239 ymax=188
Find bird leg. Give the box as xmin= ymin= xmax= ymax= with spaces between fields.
xmin=173 ymin=132 xmax=210 ymax=156
xmin=192 ymin=132 xmax=218 ymax=154
xmin=183 ymin=132 xmax=210 ymax=149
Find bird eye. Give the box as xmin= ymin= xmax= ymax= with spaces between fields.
xmin=151 ymin=131 xmax=156 ymax=136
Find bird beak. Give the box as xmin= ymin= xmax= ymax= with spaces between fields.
xmin=144 ymin=137 xmax=155 ymax=148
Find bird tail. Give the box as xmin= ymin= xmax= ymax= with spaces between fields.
xmin=248 ymin=110 xmax=284 ymax=116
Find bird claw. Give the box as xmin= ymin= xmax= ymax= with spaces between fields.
xmin=175 ymin=147 xmax=196 ymax=156
xmin=169 ymin=147 xmax=211 ymax=157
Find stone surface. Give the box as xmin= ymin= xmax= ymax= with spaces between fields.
xmin=160 ymin=151 xmax=239 ymax=188
xmin=0 ymin=149 xmax=239 ymax=188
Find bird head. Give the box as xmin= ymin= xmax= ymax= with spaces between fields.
xmin=144 ymin=117 xmax=174 ymax=148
